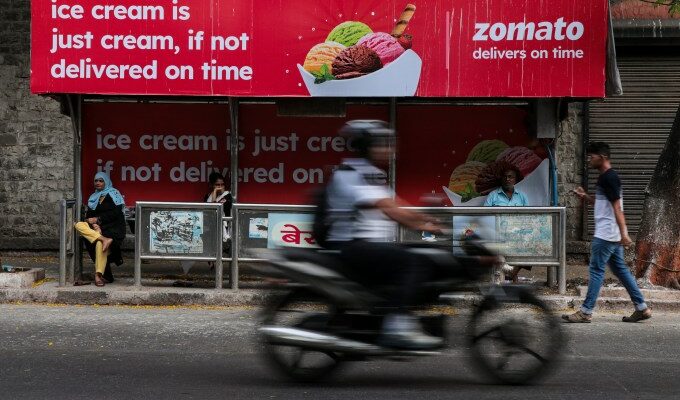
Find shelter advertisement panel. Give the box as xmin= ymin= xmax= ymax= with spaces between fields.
xmin=32 ymin=0 xmax=608 ymax=97
xmin=81 ymin=103 xmax=387 ymax=205
xmin=82 ymin=102 xmax=549 ymax=206
xmin=396 ymin=105 xmax=549 ymax=206
xmin=81 ymin=103 xmax=231 ymax=205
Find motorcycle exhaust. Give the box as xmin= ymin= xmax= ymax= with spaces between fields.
xmin=259 ymin=326 xmax=440 ymax=357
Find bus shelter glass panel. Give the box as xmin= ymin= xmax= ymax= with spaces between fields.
xmin=138 ymin=207 xmax=221 ymax=258
xmin=237 ymin=209 xmax=316 ymax=258
xmin=400 ymin=211 xmax=559 ymax=264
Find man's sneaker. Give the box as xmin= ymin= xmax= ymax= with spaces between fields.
xmin=622 ymin=308 xmax=652 ymax=323
xmin=561 ymin=310 xmax=592 ymax=323
xmin=380 ymin=313 xmax=444 ymax=350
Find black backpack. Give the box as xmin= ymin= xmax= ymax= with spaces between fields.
xmin=312 ymin=164 xmax=354 ymax=248
xmin=311 ymin=184 xmax=332 ymax=248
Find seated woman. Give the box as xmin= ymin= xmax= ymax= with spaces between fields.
xmin=74 ymin=172 xmax=126 ymax=287
xmin=205 ymin=172 xmax=233 ymax=224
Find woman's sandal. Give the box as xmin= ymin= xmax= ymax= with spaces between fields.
xmin=94 ymin=273 xmax=105 ymax=287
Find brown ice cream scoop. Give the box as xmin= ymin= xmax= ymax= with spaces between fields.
xmin=332 ymin=46 xmax=382 ymax=80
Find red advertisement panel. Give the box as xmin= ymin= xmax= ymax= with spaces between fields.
xmin=396 ymin=105 xmax=543 ymax=205
xmin=32 ymin=0 xmax=608 ymax=97
xmin=81 ymin=103 xmax=231 ymax=205
xmin=237 ymin=104 xmax=389 ymax=204
xmin=81 ymin=102 xmax=387 ymax=205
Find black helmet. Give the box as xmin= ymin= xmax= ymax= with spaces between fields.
xmin=339 ymin=120 xmax=394 ymax=158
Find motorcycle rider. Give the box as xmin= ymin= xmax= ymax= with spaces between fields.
xmin=323 ymin=120 xmax=443 ymax=350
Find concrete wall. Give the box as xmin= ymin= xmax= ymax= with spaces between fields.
xmin=557 ymin=102 xmax=586 ymax=242
xmin=0 ymin=0 xmax=74 ymax=250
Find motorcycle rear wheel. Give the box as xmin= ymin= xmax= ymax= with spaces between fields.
xmin=260 ymin=289 xmax=344 ymax=383
xmin=467 ymin=288 xmax=564 ymax=385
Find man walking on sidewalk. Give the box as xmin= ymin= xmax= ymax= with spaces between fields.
xmin=563 ymin=142 xmax=651 ymax=323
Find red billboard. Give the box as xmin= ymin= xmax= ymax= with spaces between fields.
xmin=32 ymin=0 xmax=608 ymax=98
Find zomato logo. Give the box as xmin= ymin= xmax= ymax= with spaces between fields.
xmin=473 ymin=18 xmax=584 ymax=41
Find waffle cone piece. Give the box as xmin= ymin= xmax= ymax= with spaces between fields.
xmin=391 ymin=4 xmax=416 ymax=37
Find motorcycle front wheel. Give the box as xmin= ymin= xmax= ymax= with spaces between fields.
xmin=467 ymin=287 xmax=564 ymax=385
xmin=260 ymin=289 xmax=344 ymax=383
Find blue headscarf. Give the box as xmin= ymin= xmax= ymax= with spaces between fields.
xmin=88 ymin=172 xmax=125 ymax=210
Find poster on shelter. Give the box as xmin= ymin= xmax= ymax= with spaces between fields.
xmin=496 ymin=214 xmax=553 ymax=257
xmin=149 ymin=211 xmax=204 ymax=254
xmin=267 ymin=213 xmax=317 ymax=249
xmin=249 ymin=218 xmax=268 ymax=239
xmin=451 ymin=215 xmax=495 ymax=255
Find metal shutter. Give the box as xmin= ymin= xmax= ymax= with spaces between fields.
xmin=586 ymin=57 xmax=680 ymax=237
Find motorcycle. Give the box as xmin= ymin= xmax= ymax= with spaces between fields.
xmin=255 ymin=236 xmax=564 ymax=385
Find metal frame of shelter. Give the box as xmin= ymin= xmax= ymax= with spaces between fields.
xmin=62 ymin=96 xmax=564 ymax=285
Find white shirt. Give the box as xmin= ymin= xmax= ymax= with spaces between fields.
xmin=326 ymin=158 xmax=397 ymax=242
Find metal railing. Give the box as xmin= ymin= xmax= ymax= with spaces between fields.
xmin=231 ymin=204 xmax=567 ymax=294
xmin=58 ymin=201 xmax=566 ymax=293
xmin=134 ymin=202 xmax=229 ymax=288
xmin=231 ymin=204 xmax=315 ymax=289
xmin=400 ymin=207 xmax=567 ymax=294
xmin=58 ymin=199 xmax=78 ymax=287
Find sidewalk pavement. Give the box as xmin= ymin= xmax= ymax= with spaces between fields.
xmin=1 ymin=255 xmax=680 ymax=312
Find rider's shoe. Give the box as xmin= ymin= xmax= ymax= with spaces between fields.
xmin=379 ymin=330 xmax=444 ymax=350
xmin=379 ymin=313 xmax=443 ymax=350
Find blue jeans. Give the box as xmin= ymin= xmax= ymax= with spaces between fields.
xmin=581 ymin=237 xmax=647 ymax=314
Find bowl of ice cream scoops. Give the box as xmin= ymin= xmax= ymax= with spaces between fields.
xmin=448 ymin=139 xmax=545 ymax=202
xmin=298 ymin=4 xmax=422 ymax=97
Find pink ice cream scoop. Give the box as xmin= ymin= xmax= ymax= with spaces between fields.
xmin=357 ymin=32 xmax=405 ymax=65
xmin=496 ymin=146 xmax=543 ymax=177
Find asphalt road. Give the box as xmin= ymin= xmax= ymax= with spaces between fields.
xmin=1 ymin=304 xmax=679 ymax=400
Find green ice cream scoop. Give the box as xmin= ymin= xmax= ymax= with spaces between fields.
xmin=326 ymin=21 xmax=373 ymax=47
xmin=467 ymin=139 xmax=509 ymax=164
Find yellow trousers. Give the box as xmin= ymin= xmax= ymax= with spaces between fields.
xmin=74 ymin=222 xmax=108 ymax=274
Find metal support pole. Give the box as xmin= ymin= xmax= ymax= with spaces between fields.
xmin=67 ymin=95 xmax=83 ymax=283
xmin=547 ymin=266 xmax=556 ymax=288
xmin=75 ymin=96 xmax=84 ymax=280
xmin=388 ymin=98 xmax=397 ymax=192
xmin=559 ymin=209 xmax=567 ymax=294
xmin=215 ymin=212 xmax=224 ymax=289
xmin=134 ymin=203 xmax=142 ymax=287
xmin=229 ymin=98 xmax=240 ymax=290
xmin=231 ymin=208 xmax=239 ymax=290
xmin=59 ymin=200 xmax=67 ymax=287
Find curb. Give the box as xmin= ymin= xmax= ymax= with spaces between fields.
xmin=441 ymin=294 xmax=574 ymax=311
xmin=0 ymin=287 xmax=277 ymax=307
xmin=1 ymin=287 xmax=679 ymax=312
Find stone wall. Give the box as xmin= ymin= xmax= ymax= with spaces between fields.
xmin=0 ymin=0 xmax=74 ymax=250
xmin=556 ymin=102 xmax=588 ymax=250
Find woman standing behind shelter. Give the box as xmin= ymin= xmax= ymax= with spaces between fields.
xmin=74 ymin=172 xmax=126 ymax=287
